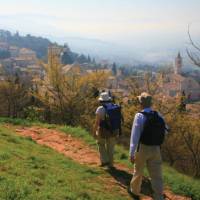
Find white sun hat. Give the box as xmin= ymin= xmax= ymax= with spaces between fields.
xmin=98 ymin=92 xmax=112 ymax=102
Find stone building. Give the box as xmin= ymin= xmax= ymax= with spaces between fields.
xmin=19 ymin=48 xmax=37 ymax=60
xmin=162 ymin=53 xmax=200 ymax=101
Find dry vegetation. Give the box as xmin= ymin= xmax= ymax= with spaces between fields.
xmin=0 ymin=56 xmax=200 ymax=179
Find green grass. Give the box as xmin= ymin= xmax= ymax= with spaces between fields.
xmin=60 ymin=126 xmax=200 ymax=200
xmin=0 ymin=125 xmax=130 ymax=200
xmin=0 ymin=117 xmax=34 ymax=126
xmin=60 ymin=126 xmax=96 ymax=147
xmin=163 ymin=165 xmax=200 ymax=200
xmin=1 ymin=117 xmax=200 ymax=199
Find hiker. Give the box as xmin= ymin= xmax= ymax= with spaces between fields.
xmin=129 ymin=92 xmax=168 ymax=200
xmin=93 ymin=91 xmax=121 ymax=168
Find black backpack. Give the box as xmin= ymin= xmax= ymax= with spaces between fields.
xmin=139 ymin=111 xmax=166 ymax=146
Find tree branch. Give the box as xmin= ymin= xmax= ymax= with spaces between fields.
xmin=188 ymin=24 xmax=200 ymax=52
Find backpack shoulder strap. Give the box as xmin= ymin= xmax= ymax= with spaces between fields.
xmin=102 ymin=103 xmax=113 ymax=108
xmin=139 ymin=111 xmax=148 ymax=115
xmin=139 ymin=110 xmax=158 ymax=116
xmin=152 ymin=111 xmax=158 ymax=115
xmin=102 ymin=104 xmax=106 ymax=109
xmin=102 ymin=104 xmax=109 ymax=111
xmin=139 ymin=111 xmax=152 ymax=118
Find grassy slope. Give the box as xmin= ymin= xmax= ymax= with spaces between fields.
xmin=0 ymin=117 xmax=200 ymax=199
xmin=0 ymin=124 xmax=129 ymax=200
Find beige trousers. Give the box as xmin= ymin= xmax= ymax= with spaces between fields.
xmin=96 ymin=136 xmax=116 ymax=165
xmin=130 ymin=144 xmax=163 ymax=200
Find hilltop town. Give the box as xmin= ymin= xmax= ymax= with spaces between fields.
xmin=0 ymin=30 xmax=200 ymax=109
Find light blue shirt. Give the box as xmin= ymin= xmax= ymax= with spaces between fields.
xmin=129 ymin=108 xmax=167 ymax=157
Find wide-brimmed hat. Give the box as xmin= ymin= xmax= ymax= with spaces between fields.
xmin=98 ymin=92 xmax=112 ymax=102
xmin=137 ymin=92 xmax=152 ymax=106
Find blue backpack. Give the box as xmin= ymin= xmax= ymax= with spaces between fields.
xmin=100 ymin=103 xmax=122 ymax=134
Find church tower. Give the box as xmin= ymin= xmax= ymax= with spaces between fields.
xmin=48 ymin=45 xmax=63 ymax=66
xmin=174 ymin=52 xmax=182 ymax=75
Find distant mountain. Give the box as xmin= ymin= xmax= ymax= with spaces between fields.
xmin=47 ymin=35 xmax=142 ymax=65
xmin=48 ymin=35 xmax=192 ymax=66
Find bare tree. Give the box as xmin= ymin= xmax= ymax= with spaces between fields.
xmin=0 ymin=75 xmax=31 ymax=118
xmin=186 ymin=24 xmax=200 ymax=67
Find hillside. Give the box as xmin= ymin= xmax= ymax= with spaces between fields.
xmin=0 ymin=118 xmax=199 ymax=199
xmin=0 ymin=123 xmax=130 ymax=200
xmin=0 ymin=29 xmax=91 ymax=64
xmin=0 ymin=30 xmax=52 ymax=58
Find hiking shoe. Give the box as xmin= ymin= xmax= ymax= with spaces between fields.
xmin=108 ymin=165 xmax=115 ymax=170
xmin=127 ymin=187 xmax=140 ymax=200
xmin=163 ymin=193 xmax=170 ymax=200
xmin=99 ymin=162 xmax=109 ymax=167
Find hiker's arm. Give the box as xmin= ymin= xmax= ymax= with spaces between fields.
xmin=94 ymin=114 xmax=101 ymax=130
xmin=93 ymin=114 xmax=101 ymax=137
xmin=165 ymin=124 xmax=170 ymax=134
xmin=129 ymin=113 xmax=144 ymax=162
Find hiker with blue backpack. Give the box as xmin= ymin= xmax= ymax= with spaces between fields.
xmin=129 ymin=92 xmax=168 ymax=200
xmin=93 ymin=91 xmax=122 ymax=168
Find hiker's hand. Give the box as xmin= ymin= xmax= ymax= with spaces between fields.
xmin=117 ymin=134 xmax=122 ymax=141
xmin=130 ymin=155 xmax=135 ymax=164
xmin=116 ymin=133 xmax=121 ymax=139
xmin=92 ymin=131 xmax=97 ymax=139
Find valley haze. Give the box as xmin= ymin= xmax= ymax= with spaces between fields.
xmin=0 ymin=0 xmax=200 ymax=65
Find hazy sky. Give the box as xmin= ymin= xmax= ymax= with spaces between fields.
xmin=0 ymin=0 xmax=200 ymax=62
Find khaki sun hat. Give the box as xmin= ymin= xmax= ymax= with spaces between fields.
xmin=98 ymin=92 xmax=112 ymax=102
xmin=137 ymin=92 xmax=152 ymax=106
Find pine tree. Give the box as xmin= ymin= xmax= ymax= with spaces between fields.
xmin=112 ymin=62 xmax=117 ymax=75
xmin=87 ymin=55 xmax=91 ymax=63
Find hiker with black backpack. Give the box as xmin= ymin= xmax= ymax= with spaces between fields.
xmin=129 ymin=92 xmax=168 ymax=200
xmin=93 ymin=91 xmax=122 ymax=168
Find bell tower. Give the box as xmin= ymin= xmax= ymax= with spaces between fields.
xmin=175 ymin=52 xmax=182 ymax=75
xmin=48 ymin=45 xmax=63 ymax=66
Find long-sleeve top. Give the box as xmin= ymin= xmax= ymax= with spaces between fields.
xmin=129 ymin=108 xmax=168 ymax=157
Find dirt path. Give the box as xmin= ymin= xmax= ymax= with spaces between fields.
xmin=16 ymin=127 xmax=99 ymax=166
xmin=15 ymin=126 xmax=190 ymax=200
